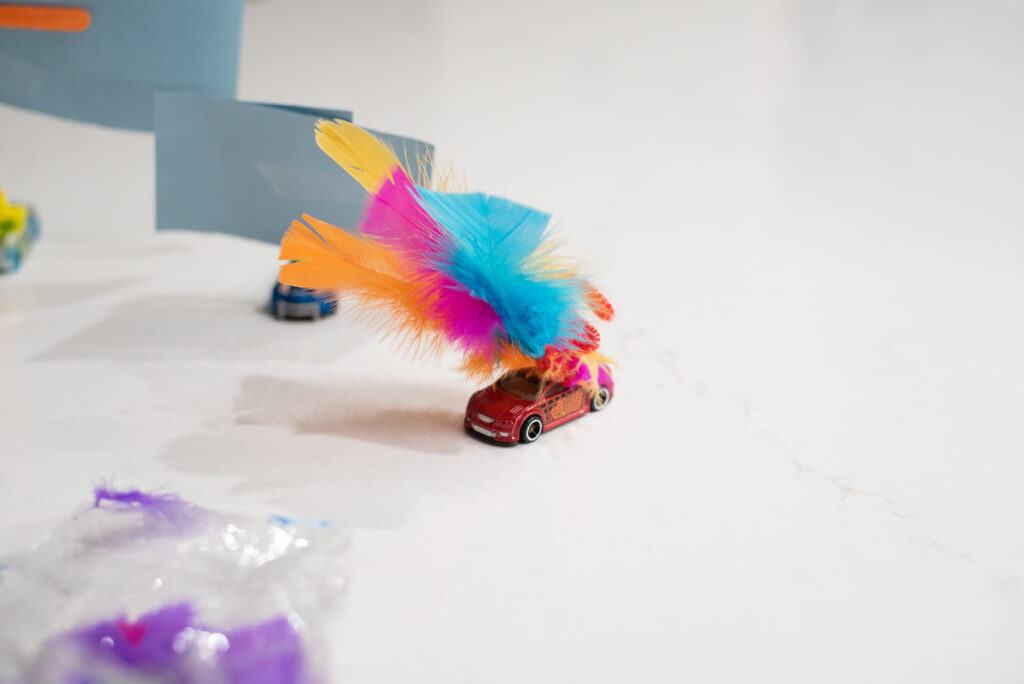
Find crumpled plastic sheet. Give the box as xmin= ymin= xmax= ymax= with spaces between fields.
xmin=0 ymin=485 xmax=348 ymax=683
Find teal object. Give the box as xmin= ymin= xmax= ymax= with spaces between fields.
xmin=417 ymin=188 xmax=580 ymax=359
xmin=155 ymin=93 xmax=434 ymax=245
xmin=1 ymin=209 xmax=40 ymax=274
xmin=0 ymin=0 xmax=243 ymax=130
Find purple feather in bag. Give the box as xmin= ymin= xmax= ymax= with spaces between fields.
xmin=0 ymin=485 xmax=347 ymax=684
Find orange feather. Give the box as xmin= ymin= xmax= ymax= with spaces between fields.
xmin=279 ymin=215 xmax=450 ymax=355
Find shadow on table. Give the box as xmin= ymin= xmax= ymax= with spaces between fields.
xmin=158 ymin=375 xmax=497 ymax=527
xmin=232 ymin=375 xmax=468 ymax=454
xmin=32 ymin=295 xmax=369 ymax=363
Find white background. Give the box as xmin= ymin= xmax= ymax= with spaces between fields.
xmin=2 ymin=1 xmax=1024 ymax=681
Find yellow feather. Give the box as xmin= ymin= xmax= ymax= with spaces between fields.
xmin=314 ymin=119 xmax=403 ymax=194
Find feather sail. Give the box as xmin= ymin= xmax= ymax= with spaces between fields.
xmin=278 ymin=120 xmax=614 ymax=392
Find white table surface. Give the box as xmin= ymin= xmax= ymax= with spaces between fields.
xmin=2 ymin=1 xmax=1023 ymax=682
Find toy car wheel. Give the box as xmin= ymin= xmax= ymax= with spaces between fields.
xmin=520 ymin=416 xmax=543 ymax=443
xmin=273 ymin=302 xmax=284 ymax=319
xmin=590 ymin=386 xmax=611 ymax=412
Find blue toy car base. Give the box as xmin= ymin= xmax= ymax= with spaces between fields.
xmin=1 ymin=205 xmax=40 ymax=274
xmin=271 ymin=283 xmax=337 ymax=320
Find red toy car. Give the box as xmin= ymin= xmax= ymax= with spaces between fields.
xmin=464 ymin=368 xmax=613 ymax=444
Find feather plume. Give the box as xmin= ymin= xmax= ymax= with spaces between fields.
xmin=279 ymin=121 xmax=614 ymax=392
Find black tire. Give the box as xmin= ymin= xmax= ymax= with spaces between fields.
xmin=520 ymin=415 xmax=543 ymax=443
xmin=590 ymin=386 xmax=611 ymax=411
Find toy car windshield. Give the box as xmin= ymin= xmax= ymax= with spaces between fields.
xmin=498 ymin=371 xmax=542 ymax=400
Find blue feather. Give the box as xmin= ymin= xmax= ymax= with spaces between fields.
xmin=416 ymin=189 xmax=584 ymax=358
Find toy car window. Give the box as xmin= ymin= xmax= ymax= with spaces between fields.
xmin=498 ymin=373 xmax=541 ymax=400
xmin=545 ymin=383 xmax=568 ymax=398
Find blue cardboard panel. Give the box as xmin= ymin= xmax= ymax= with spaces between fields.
xmin=0 ymin=0 xmax=243 ymax=130
xmin=155 ymin=93 xmax=434 ymax=245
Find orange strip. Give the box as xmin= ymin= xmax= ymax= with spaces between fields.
xmin=0 ymin=4 xmax=91 ymax=32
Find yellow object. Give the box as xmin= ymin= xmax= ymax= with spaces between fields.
xmin=0 ymin=189 xmax=28 ymax=235
xmin=314 ymin=119 xmax=404 ymax=194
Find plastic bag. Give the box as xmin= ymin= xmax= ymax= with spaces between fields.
xmin=0 ymin=486 xmax=348 ymax=683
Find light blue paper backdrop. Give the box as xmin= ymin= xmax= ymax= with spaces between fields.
xmin=0 ymin=0 xmax=243 ymax=130
xmin=155 ymin=93 xmax=434 ymax=245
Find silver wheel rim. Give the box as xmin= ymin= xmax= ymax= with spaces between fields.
xmin=525 ymin=419 xmax=542 ymax=441
xmin=593 ymin=389 xmax=609 ymax=410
